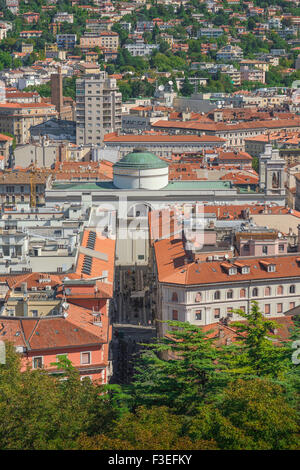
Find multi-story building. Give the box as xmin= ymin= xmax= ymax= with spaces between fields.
xmin=152 ymin=118 xmax=300 ymax=150
xmin=216 ymin=45 xmax=243 ymax=62
xmin=124 ymin=42 xmax=159 ymax=56
xmin=197 ymin=28 xmax=224 ymax=38
xmin=23 ymin=12 xmax=40 ymax=23
xmin=5 ymin=0 xmax=19 ymax=14
xmin=80 ymin=32 xmax=119 ymax=51
xmin=0 ymin=102 xmax=57 ymax=144
xmin=240 ymin=66 xmax=266 ymax=84
xmin=0 ymin=171 xmax=48 ymax=207
xmin=56 ymin=34 xmax=77 ymax=49
xmin=0 ymin=302 xmax=112 ymax=383
xmin=53 ymin=12 xmax=74 ymax=23
xmin=0 ymin=133 xmax=13 ymax=167
xmin=103 ymin=133 xmax=226 ymax=157
xmin=153 ymin=232 xmax=300 ymax=336
xmin=76 ymin=72 xmax=122 ymax=145
xmin=21 ymin=42 xmax=34 ymax=54
xmin=20 ymin=30 xmax=43 ymax=39
xmin=0 ymin=25 xmax=7 ymax=40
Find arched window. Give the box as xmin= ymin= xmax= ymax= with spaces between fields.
xmin=240 ymin=288 xmax=246 ymax=298
xmin=265 ymin=287 xmax=271 ymax=296
xmin=227 ymin=290 xmax=233 ymax=299
xmin=277 ymin=285 xmax=283 ymax=295
xmin=290 ymin=285 xmax=296 ymax=294
xmin=252 ymin=288 xmax=258 ymax=297
xmin=195 ymin=292 xmax=202 ymax=302
xmin=214 ymin=291 xmax=220 ymax=300
xmin=171 ymin=292 xmax=178 ymax=302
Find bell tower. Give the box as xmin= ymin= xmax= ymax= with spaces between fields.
xmin=259 ymin=145 xmax=285 ymax=196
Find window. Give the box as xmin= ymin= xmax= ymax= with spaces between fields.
xmin=214 ymin=308 xmax=220 ymax=318
xmin=290 ymin=285 xmax=295 ymax=294
xmin=290 ymin=302 xmax=295 ymax=309
xmin=32 ymin=356 xmax=43 ymax=369
xmin=252 ymin=288 xmax=258 ymax=297
xmin=265 ymin=287 xmax=271 ymax=296
xmin=81 ymin=352 xmax=91 ymax=365
xmin=265 ymin=304 xmax=270 ymax=315
xmin=171 ymin=292 xmax=178 ymax=302
xmin=31 ymin=310 xmax=38 ymax=317
xmin=227 ymin=290 xmax=233 ymax=299
xmin=214 ymin=291 xmax=220 ymax=300
xmin=279 ymin=244 xmax=284 ymax=252
xmin=172 ymin=310 xmax=178 ymax=321
xmin=239 ymin=306 xmax=245 ymax=312
xmin=240 ymin=288 xmax=246 ymax=298
xmin=195 ymin=310 xmax=202 ymax=320
xmin=195 ymin=292 xmax=202 ymax=302
xmin=262 ymin=245 xmax=268 ymax=254
xmin=277 ymin=303 xmax=283 ymax=313
xmin=227 ymin=307 xmax=233 ymax=317
xmin=277 ymin=285 xmax=283 ymax=295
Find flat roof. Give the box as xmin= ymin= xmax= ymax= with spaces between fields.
xmin=52 ymin=180 xmax=232 ymax=191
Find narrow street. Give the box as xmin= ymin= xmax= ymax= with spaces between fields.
xmin=113 ymin=265 xmax=157 ymax=326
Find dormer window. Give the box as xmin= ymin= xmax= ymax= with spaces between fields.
xmin=241 ymin=266 xmax=250 ymax=274
xmin=259 ymin=260 xmax=276 ymax=272
xmin=234 ymin=262 xmax=250 ymax=274
xmin=221 ymin=262 xmax=237 ymax=275
xmin=228 ymin=267 xmax=237 ymax=275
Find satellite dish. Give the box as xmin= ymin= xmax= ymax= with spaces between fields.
xmin=168 ymin=80 xmax=173 ymax=85
xmin=278 ymin=232 xmax=282 ymax=238
xmin=158 ymin=84 xmax=164 ymax=91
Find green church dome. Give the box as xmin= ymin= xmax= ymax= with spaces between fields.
xmin=114 ymin=149 xmax=169 ymax=170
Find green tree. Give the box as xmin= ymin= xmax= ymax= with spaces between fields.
xmin=228 ymin=301 xmax=292 ymax=379
xmin=188 ymin=378 xmax=300 ymax=450
xmin=76 ymin=406 xmax=217 ymax=450
xmin=0 ymin=344 xmax=119 ymax=449
xmin=131 ymin=321 xmax=228 ymax=414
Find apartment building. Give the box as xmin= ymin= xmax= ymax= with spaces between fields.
xmin=76 ymin=72 xmax=122 ymax=145
xmin=53 ymin=12 xmax=74 ymax=23
xmin=23 ymin=12 xmax=40 ymax=23
xmin=0 ymin=302 xmax=112 ymax=383
xmin=197 ymin=28 xmax=223 ymax=38
xmin=152 ymin=118 xmax=300 ymax=150
xmin=103 ymin=133 xmax=226 ymax=157
xmin=0 ymin=102 xmax=57 ymax=144
xmin=240 ymin=66 xmax=266 ymax=84
xmin=56 ymin=34 xmax=77 ymax=49
xmin=0 ymin=171 xmax=48 ymax=207
xmin=20 ymin=30 xmax=43 ymax=39
xmin=124 ymin=42 xmax=159 ymax=56
xmin=154 ymin=235 xmax=300 ymax=336
xmin=0 ymin=133 xmax=13 ymax=166
xmin=80 ymin=31 xmax=119 ymax=50
xmin=216 ymin=45 xmax=243 ymax=62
